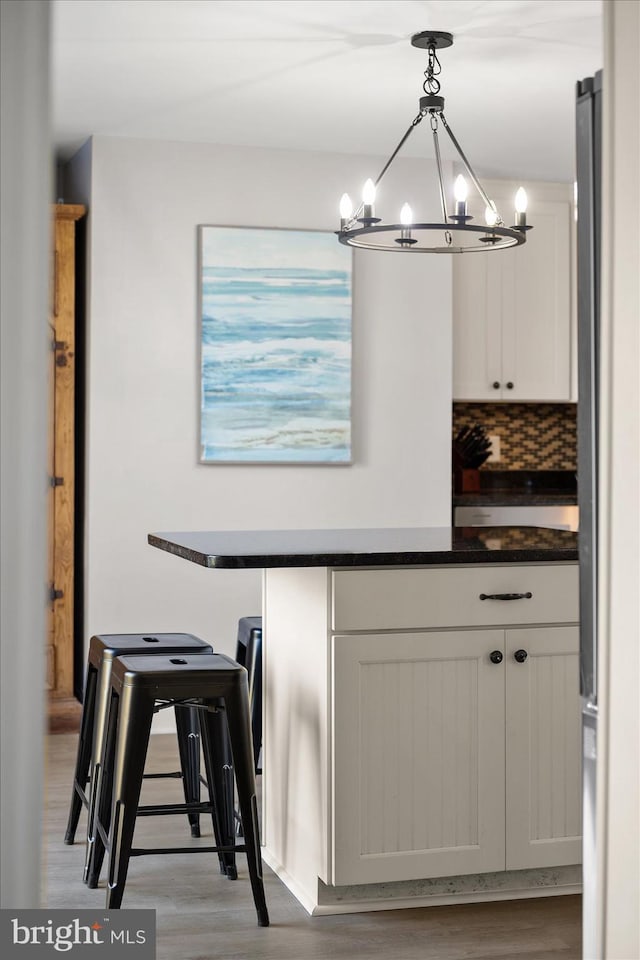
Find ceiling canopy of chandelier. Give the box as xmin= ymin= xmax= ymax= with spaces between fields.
xmin=336 ymin=31 xmax=532 ymax=254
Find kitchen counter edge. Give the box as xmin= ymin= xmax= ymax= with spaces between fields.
xmin=148 ymin=527 xmax=578 ymax=570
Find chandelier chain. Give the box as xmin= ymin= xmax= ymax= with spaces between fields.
xmin=423 ymin=45 xmax=442 ymax=96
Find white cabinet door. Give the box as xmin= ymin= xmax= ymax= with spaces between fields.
xmin=500 ymin=201 xmax=572 ymax=401
xmin=453 ymin=195 xmax=572 ymax=401
xmin=331 ymin=630 xmax=506 ymax=885
xmin=505 ymin=626 xmax=582 ymax=869
xmin=452 ymin=251 xmax=501 ymax=400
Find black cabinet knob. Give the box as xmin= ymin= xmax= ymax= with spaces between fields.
xmin=492 ymin=381 xmax=500 ymax=389
xmin=514 ymin=649 xmax=528 ymax=663
xmin=489 ymin=650 xmax=503 ymax=664
xmin=506 ymin=381 xmax=514 ymax=389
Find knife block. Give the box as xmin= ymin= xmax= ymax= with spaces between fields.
xmin=454 ymin=467 xmax=481 ymax=493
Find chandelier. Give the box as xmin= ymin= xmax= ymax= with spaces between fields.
xmin=336 ymin=31 xmax=532 ymax=254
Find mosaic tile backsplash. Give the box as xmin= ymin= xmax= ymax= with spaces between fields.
xmin=453 ymin=403 xmax=577 ymax=471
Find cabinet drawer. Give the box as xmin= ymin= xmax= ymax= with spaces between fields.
xmin=332 ymin=564 xmax=578 ymax=631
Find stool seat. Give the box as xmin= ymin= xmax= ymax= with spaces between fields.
xmin=91 ymin=652 xmax=269 ymax=925
xmin=64 ymin=632 xmax=223 ymax=885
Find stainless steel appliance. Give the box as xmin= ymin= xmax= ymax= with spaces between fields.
xmin=454 ymin=503 xmax=579 ymax=532
xmin=576 ymin=68 xmax=602 ymax=959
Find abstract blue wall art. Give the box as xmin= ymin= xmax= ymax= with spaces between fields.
xmin=199 ymin=226 xmax=352 ymax=463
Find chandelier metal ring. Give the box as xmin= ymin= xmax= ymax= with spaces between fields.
xmin=337 ymin=221 xmax=526 ymax=253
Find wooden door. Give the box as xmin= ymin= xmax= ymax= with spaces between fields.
xmin=48 ymin=203 xmax=85 ymax=731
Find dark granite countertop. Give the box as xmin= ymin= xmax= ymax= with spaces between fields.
xmin=453 ymin=470 xmax=578 ymax=507
xmin=149 ymin=525 xmax=578 ymax=569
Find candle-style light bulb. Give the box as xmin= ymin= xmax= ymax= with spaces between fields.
xmin=479 ymin=204 xmax=501 ymax=245
xmin=362 ymin=179 xmax=376 ymax=204
xmin=400 ymin=202 xmax=413 ymax=226
xmin=453 ymin=175 xmax=468 ymax=217
xmin=454 ymin=175 xmax=468 ymax=202
xmin=514 ymin=186 xmax=528 ymax=228
xmin=397 ymin=202 xmax=416 ymax=245
xmin=339 ymin=193 xmax=353 ymax=228
xmin=485 ymin=206 xmax=498 ymax=228
xmin=362 ymin=178 xmax=376 ymax=220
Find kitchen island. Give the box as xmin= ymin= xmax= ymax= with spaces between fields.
xmin=149 ymin=526 xmax=581 ymax=915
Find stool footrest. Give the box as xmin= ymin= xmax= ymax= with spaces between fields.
xmin=129 ymin=844 xmax=249 ymax=857
xmin=136 ymin=802 xmax=213 ymax=817
xmin=142 ymin=770 xmax=185 ymax=780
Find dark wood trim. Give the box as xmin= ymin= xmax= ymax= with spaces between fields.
xmin=48 ymin=696 xmax=83 ymax=734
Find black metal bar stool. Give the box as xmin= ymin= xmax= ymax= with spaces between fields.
xmin=235 ymin=617 xmax=262 ymax=774
xmin=90 ymin=652 xmax=269 ymax=925
xmin=63 ymin=632 xmax=230 ymax=884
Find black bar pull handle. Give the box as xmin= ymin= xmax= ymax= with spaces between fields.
xmin=479 ymin=591 xmax=533 ymax=601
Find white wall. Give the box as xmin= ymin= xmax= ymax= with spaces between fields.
xmin=0 ymin=0 xmax=50 ymax=907
xmin=64 ymin=137 xmax=452 ymax=718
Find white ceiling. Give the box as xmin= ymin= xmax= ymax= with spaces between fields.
xmin=51 ymin=0 xmax=603 ymax=182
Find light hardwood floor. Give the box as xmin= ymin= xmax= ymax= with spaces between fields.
xmin=43 ymin=733 xmax=582 ymax=960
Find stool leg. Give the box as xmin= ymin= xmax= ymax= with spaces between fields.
xmin=247 ymin=630 xmax=263 ymax=775
xmin=199 ymin=706 xmax=238 ymax=880
xmin=82 ymin=655 xmax=117 ymax=880
xmin=85 ymin=687 xmax=119 ymax=887
xmin=64 ymin=663 xmax=98 ymax=844
xmin=220 ymin=682 xmax=269 ymax=927
xmin=175 ymin=704 xmax=202 ymax=838
xmin=106 ymin=686 xmax=155 ymax=909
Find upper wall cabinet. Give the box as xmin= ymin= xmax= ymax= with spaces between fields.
xmin=453 ymin=182 xmax=574 ymax=402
